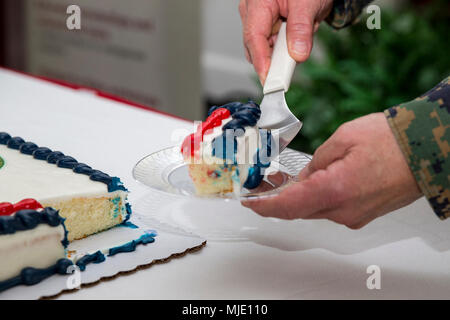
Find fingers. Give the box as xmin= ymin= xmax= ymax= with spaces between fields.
xmin=245 ymin=33 xmax=272 ymax=84
xmin=242 ymin=168 xmax=342 ymax=220
xmin=238 ymin=0 xmax=247 ymax=25
xmin=238 ymin=0 xmax=252 ymax=63
xmin=243 ymin=125 xmax=356 ymax=221
xmin=271 ymin=18 xmax=282 ymax=35
xmin=267 ymin=171 xmax=291 ymax=186
xmin=286 ymin=0 xmax=315 ymax=62
xmin=240 ymin=0 xmax=279 ymax=84
xmin=244 ymin=3 xmax=275 ymax=83
xmin=240 ymin=0 xmax=326 ymax=81
xmin=246 ymin=171 xmax=292 ymax=193
xmin=247 ymin=180 xmax=275 ymax=193
xmin=297 ymin=161 xmax=313 ymax=181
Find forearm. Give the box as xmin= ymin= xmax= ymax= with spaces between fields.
xmin=326 ymin=0 xmax=374 ymax=29
xmin=385 ymin=76 xmax=450 ymax=219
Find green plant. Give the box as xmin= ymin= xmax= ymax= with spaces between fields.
xmin=284 ymin=0 xmax=450 ymax=154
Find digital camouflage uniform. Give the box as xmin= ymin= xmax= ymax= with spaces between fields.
xmin=327 ymin=0 xmax=450 ymax=219
xmin=326 ymin=0 xmax=374 ymax=28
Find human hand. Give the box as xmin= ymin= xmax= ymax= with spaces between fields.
xmin=242 ymin=113 xmax=423 ymax=229
xmin=239 ymin=0 xmax=334 ymax=84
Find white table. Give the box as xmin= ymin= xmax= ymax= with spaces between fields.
xmin=1 ymin=68 xmax=450 ymax=300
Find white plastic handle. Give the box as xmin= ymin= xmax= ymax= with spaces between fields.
xmin=263 ymin=22 xmax=296 ymax=94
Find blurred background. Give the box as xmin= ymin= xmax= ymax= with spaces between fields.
xmin=0 ymin=0 xmax=449 ymax=154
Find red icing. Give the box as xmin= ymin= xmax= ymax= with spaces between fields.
xmin=0 ymin=199 xmax=43 ymax=216
xmin=181 ymin=108 xmax=230 ymax=157
xmin=0 ymin=203 xmax=14 ymax=216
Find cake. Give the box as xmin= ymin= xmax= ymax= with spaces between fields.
xmin=0 ymin=199 xmax=156 ymax=293
xmin=0 ymin=199 xmax=73 ymax=292
xmin=0 ymin=132 xmax=131 ymax=242
xmin=0 ymin=132 xmax=159 ymax=293
xmin=181 ymin=101 xmax=273 ymax=195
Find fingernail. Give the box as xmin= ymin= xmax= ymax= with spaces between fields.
xmin=259 ymin=74 xmax=265 ymax=86
xmin=258 ymin=65 xmax=269 ymax=86
xmin=291 ymin=41 xmax=308 ymax=60
xmin=241 ymin=200 xmax=257 ymax=208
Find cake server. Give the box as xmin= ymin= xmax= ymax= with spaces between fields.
xmin=258 ymin=22 xmax=302 ymax=157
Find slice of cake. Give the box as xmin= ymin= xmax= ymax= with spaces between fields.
xmin=181 ymin=101 xmax=273 ymax=195
xmin=0 ymin=199 xmax=73 ymax=292
xmin=0 ymin=132 xmax=132 ymax=242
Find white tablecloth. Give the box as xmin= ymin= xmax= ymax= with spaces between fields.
xmin=1 ymin=68 xmax=450 ymax=299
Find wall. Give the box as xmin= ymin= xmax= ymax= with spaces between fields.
xmin=201 ymin=0 xmax=260 ymax=103
xmin=24 ymin=0 xmax=203 ymax=120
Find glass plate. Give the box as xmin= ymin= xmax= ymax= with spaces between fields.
xmin=132 ymin=146 xmax=311 ymax=200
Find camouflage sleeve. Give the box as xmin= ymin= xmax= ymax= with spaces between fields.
xmin=385 ymin=76 xmax=450 ymax=220
xmin=326 ymin=0 xmax=374 ymax=29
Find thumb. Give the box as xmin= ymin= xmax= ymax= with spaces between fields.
xmin=286 ymin=1 xmax=315 ymax=63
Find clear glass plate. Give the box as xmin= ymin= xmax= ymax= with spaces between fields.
xmin=132 ymin=146 xmax=311 ymax=201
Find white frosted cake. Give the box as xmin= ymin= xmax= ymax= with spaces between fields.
xmin=0 ymin=132 xmax=131 ymax=242
xmin=0 ymin=132 xmax=160 ymax=293
xmin=0 ymin=199 xmax=72 ymax=292
xmin=181 ymin=101 xmax=273 ymax=195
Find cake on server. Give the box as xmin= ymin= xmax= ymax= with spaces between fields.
xmin=0 ymin=132 xmax=131 ymax=242
xmin=181 ymin=101 xmax=273 ymax=195
xmin=0 ymin=199 xmax=73 ymax=292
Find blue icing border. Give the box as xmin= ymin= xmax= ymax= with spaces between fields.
xmin=74 ymin=231 xmax=157 ymax=271
xmin=108 ymin=232 xmax=156 ymax=256
xmin=32 ymin=147 xmax=52 ymax=160
xmin=19 ymin=142 xmax=38 ymax=155
xmin=208 ymin=101 xmax=272 ymax=189
xmin=0 ymin=221 xmax=155 ymax=291
xmin=0 ymin=207 xmax=67 ymax=240
xmin=0 ymin=132 xmax=11 ymax=144
xmin=60 ymin=217 xmax=70 ymax=248
xmin=47 ymin=151 xmax=65 ymax=164
xmin=75 ymin=250 xmax=106 ymax=271
xmin=108 ymin=177 xmax=128 ymax=193
xmin=244 ymin=130 xmax=274 ymax=189
xmin=120 ymin=221 xmax=139 ymax=229
xmin=73 ymin=163 xmax=93 ymax=175
xmin=0 ymin=258 xmax=73 ymax=292
xmin=124 ymin=202 xmax=133 ymax=223
xmin=6 ymin=137 xmax=25 ymax=150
